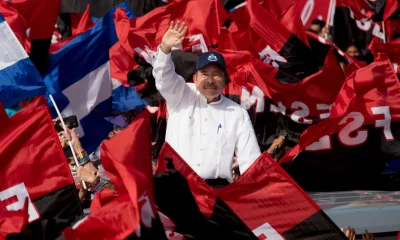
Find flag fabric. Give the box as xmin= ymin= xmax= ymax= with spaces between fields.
xmin=3 ymin=0 xmax=60 ymax=40
xmin=296 ymin=0 xmax=334 ymax=28
xmin=221 ymin=48 xmax=345 ymax=151
xmin=279 ymin=55 xmax=400 ymax=191
xmin=331 ymin=0 xmax=386 ymax=56
xmin=340 ymin=0 xmax=400 ymax=22
xmin=0 ymin=13 xmax=45 ymax=108
xmin=369 ymin=37 xmax=400 ymax=78
xmin=222 ymin=0 xmax=323 ymax=82
xmin=0 ymin=96 xmax=82 ymax=239
xmin=59 ymin=0 xmax=167 ymax=18
xmin=384 ymin=18 xmax=400 ymax=41
xmin=50 ymin=4 xmax=94 ymax=53
xmin=0 ymin=1 xmax=28 ymax=50
xmin=44 ymin=25 xmax=146 ymax=155
xmin=154 ymin=143 xmax=347 ymax=239
xmin=0 ymin=202 xmax=28 ymax=239
xmin=113 ymin=0 xmax=228 ymax=80
xmin=259 ymin=0 xmax=310 ymax=46
xmin=64 ymin=113 xmax=166 ymax=239
xmin=0 ymin=102 xmax=8 ymax=126
xmin=71 ymin=4 xmax=94 ymax=36
xmin=306 ymin=30 xmax=365 ymax=69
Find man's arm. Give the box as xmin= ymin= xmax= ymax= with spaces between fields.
xmin=152 ymin=48 xmax=191 ymax=110
xmin=152 ymin=21 xmax=190 ymax=110
xmin=235 ymin=108 xmax=261 ymax=174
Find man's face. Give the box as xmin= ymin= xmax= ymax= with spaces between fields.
xmin=193 ymin=64 xmax=226 ymax=102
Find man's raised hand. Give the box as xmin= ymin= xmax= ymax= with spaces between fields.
xmin=160 ymin=21 xmax=188 ymax=54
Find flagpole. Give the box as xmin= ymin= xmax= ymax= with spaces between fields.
xmin=382 ymin=21 xmax=387 ymax=43
xmin=49 ymin=94 xmax=87 ymax=189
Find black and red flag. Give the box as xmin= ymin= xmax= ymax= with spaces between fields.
xmin=220 ymin=48 xmax=345 ymax=151
xmin=331 ymin=0 xmax=386 ymax=55
xmin=369 ymin=37 xmax=400 ymax=78
xmin=154 ymin=143 xmax=347 ymax=239
xmin=279 ymin=55 xmax=400 ymax=191
xmin=0 ymin=96 xmax=82 ymax=239
xmin=220 ymin=0 xmax=323 ymax=82
xmin=258 ymin=0 xmax=310 ymax=46
xmin=64 ymin=112 xmax=166 ymax=240
xmin=340 ymin=0 xmax=400 ymax=22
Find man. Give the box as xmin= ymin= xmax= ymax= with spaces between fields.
xmin=152 ymin=21 xmax=261 ymax=187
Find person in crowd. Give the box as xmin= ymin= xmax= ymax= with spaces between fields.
xmin=345 ymin=43 xmax=361 ymax=57
xmin=342 ymin=226 xmax=375 ymax=240
xmin=57 ymin=124 xmax=113 ymax=201
xmin=152 ymin=20 xmax=261 ymax=188
xmin=308 ymin=19 xmax=326 ymax=35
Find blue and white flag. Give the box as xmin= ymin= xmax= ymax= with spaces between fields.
xmin=0 ymin=14 xmax=45 ymax=108
xmin=44 ymin=4 xmax=146 ymax=154
xmin=91 ymin=2 xmax=144 ymax=112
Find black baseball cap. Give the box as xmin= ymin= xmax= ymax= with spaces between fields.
xmin=196 ymin=52 xmax=226 ymax=71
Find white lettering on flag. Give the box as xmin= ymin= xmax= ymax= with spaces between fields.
xmin=241 ymin=86 xmax=265 ymax=113
xmin=0 ymin=183 xmax=40 ymax=222
xmin=253 ymin=222 xmax=284 ymax=240
xmin=259 ymin=45 xmax=287 ymax=68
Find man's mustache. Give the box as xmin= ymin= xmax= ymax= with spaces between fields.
xmin=204 ymin=83 xmax=217 ymax=89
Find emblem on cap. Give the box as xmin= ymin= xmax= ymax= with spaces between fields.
xmin=208 ymin=53 xmax=218 ymax=62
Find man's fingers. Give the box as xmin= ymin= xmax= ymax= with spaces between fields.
xmin=169 ymin=21 xmax=174 ymax=29
xmin=177 ymin=21 xmax=186 ymax=32
xmin=174 ymin=20 xmax=180 ymax=31
xmin=182 ymin=25 xmax=188 ymax=36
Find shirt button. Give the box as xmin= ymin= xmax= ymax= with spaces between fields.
xmin=197 ymin=164 xmax=200 ymax=167
xmin=204 ymin=119 xmax=207 ymax=122
xmin=200 ymin=148 xmax=203 ymax=151
xmin=202 ymin=133 xmax=206 ymax=136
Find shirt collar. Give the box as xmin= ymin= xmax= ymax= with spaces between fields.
xmin=196 ymin=89 xmax=224 ymax=105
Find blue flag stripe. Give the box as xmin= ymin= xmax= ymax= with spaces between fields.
xmin=0 ymin=15 xmax=45 ymax=108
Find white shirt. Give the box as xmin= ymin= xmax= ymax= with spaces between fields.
xmin=152 ymin=48 xmax=261 ymax=182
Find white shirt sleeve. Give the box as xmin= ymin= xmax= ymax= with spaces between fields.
xmin=235 ymin=108 xmax=261 ymax=174
xmin=152 ymin=46 xmax=193 ymax=110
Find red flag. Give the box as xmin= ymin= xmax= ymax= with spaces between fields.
xmin=221 ymin=48 xmax=345 ymax=117
xmin=280 ymin=55 xmax=400 ymax=165
xmin=0 ymin=102 xmax=8 ymax=125
xmin=222 ymin=0 xmax=323 ymax=81
xmin=0 ymin=198 xmax=28 ymax=238
xmin=306 ymin=30 xmax=365 ymax=68
xmin=369 ymin=37 xmax=400 ymax=77
xmin=341 ymin=0 xmax=400 ymax=21
xmin=260 ymin=0 xmax=310 ymax=46
xmin=384 ymin=18 xmax=400 ymax=41
xmin=4 ymin=0 xmax=61 ymax=40
xmin=0 ymin=2 xmax=28 ymax=50
xmin=70 ymin=4 xmax=93 ymax=36
xmin=113 ymin=0 xmax=228 ymax=84
xmin=64 ymin=113 xmax=166 ymax=239
xmin=64 ymin=194 xmax=139 ymax=240
xmin=218 ymin=48 xmax=345 ymax=151
xmin=155 ymin=143 xmax=347 ymax=239
xmin=50 ymin=4 xmax=93 ymax=53
xmin=295 ymin=0 xmax=333 ymax=28
xmin=0 ymin=96 xmax=81 ymax=239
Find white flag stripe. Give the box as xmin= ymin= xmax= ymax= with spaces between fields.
xmin=0 ymin=21 xmax=29 ymax=71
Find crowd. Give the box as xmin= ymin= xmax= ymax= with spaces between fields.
xmin=2 ymin=0 xmax=400 ymax=239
